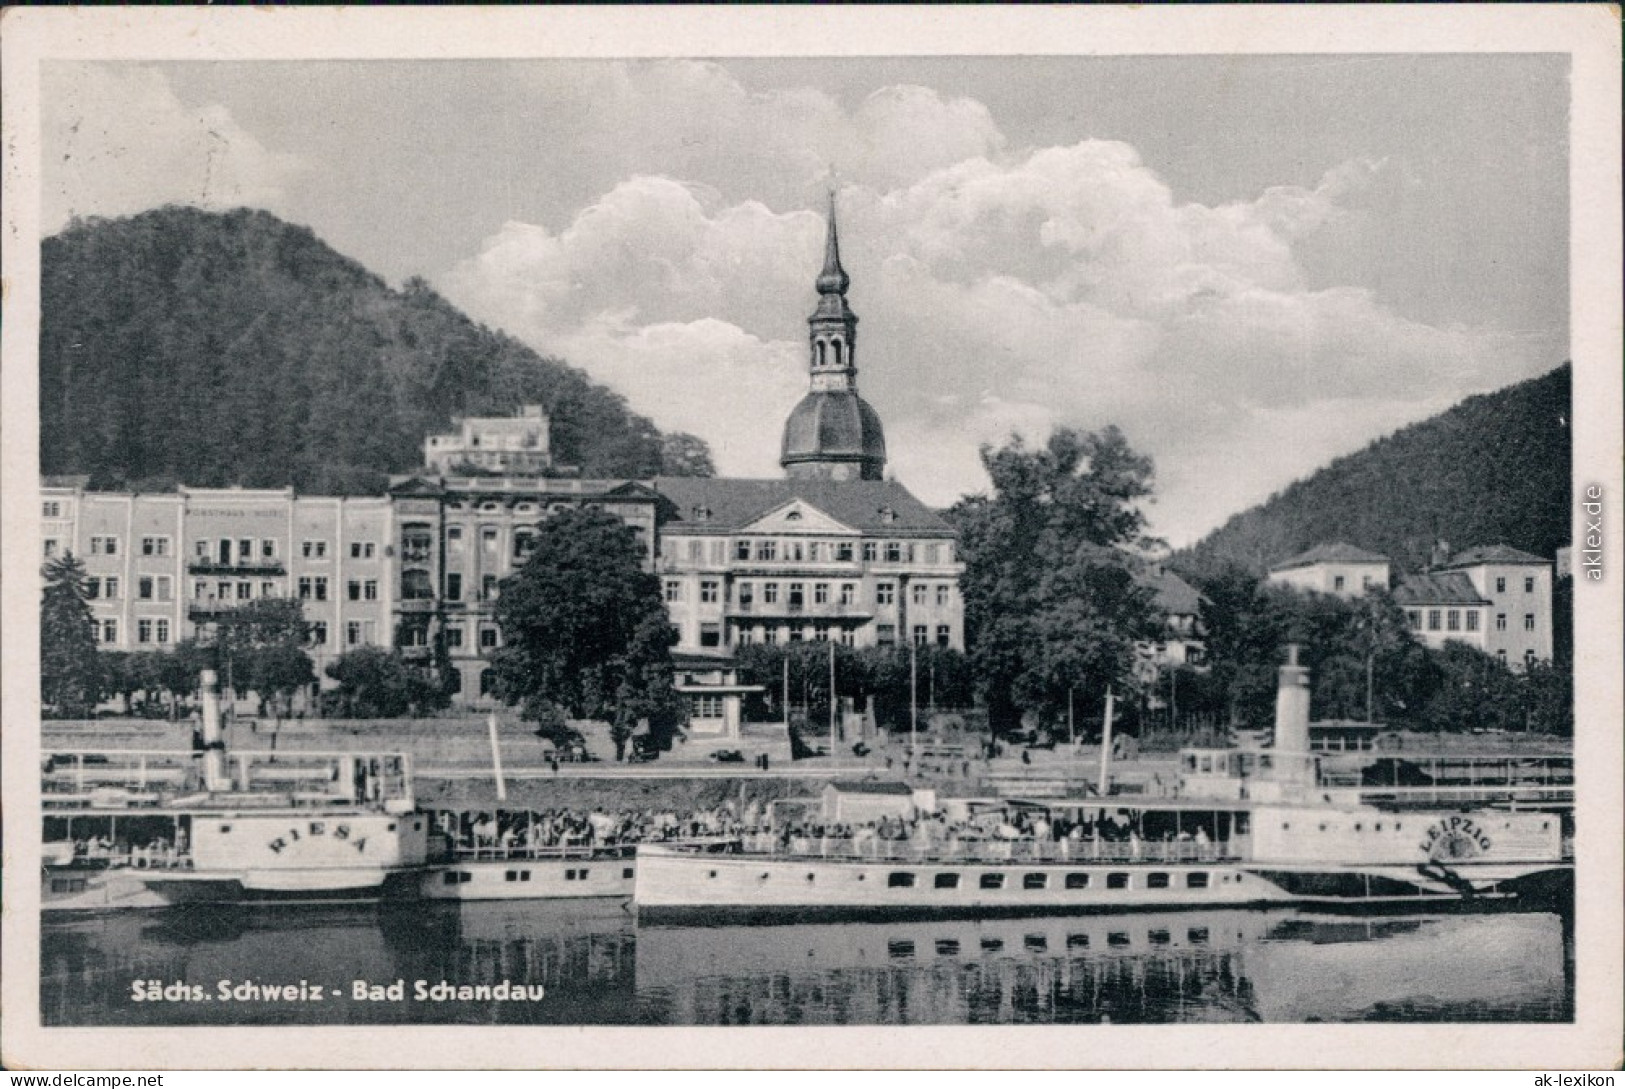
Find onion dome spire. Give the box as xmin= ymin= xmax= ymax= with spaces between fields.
xmin=815 ymin=189 xmax=851 ymax=297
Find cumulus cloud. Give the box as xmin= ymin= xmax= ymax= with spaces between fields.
xmin=444 ymin=101 xmax=1534 ymax=544
xmin=42 ymin=65 xmax=303 ymax=232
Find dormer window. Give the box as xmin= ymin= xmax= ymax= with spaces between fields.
xmin=879 ymin=507 xmax=897 ymax=524
xmin=785 ymin=510 xmax=802 ymax=522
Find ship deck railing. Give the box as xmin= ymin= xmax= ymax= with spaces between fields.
xmin=731 ymin=833 xmax=1244 ymax=865
xmin=42 ymin=748 xmax=414 ymax=809
xmin=439 ymin=836 xmax=732 ymax=863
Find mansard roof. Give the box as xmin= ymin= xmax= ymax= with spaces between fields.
xmin=651 ymin=477 xmax=954 ymax=536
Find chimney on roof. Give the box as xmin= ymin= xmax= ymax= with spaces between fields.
xmin=1429 ymin=539 xmax=1451 ymax=570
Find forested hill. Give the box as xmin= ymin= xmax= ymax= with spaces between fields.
xmin=1174 ymin=364 xmax=1571 ymax=583
xmin=41 ymin=206 xmax=711 ymax=493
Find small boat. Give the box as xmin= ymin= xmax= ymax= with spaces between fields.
xmin=42 ymin=668 xmax=429 ymax=912
xmin=634 ymin=648 xmax=1573 ymax=923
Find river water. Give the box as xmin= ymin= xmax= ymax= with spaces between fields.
xmin=42 ymin=902 xmax=1572 ymax=1026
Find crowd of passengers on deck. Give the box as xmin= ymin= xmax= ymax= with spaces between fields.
xmin=432 ymin=803 xmax=1224 ymax=858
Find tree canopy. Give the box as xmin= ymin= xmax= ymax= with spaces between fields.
xmin=488 ymin=507 xmax=679 ymax=756
xmin=948 ymin=426 xmax=1162 ymax=735
xmin=41 ymin=551 xmax=101 ymax=717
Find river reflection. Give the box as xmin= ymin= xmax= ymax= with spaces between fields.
xmin=41 ymin=902 xmax=1571 ymax=1026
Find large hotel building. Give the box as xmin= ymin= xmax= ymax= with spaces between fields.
xmin=42 ymin=202 xmax=965 ymax=705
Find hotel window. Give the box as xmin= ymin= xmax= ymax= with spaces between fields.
xmin=446 ymin=526 xmax=464 ymax=551
xmin=194 ymin=539 xmax=210 ymax=559
xmin=755 ymin=540 xmax=777 ymax=562
xmin=43 ymin=501 xmax=61 ymax=518
xmin=1524 ymin=613 xmax=1535 ymax=631
xmin=482 ymin=575 xmax=498 ymax=601
xmin=141 ymin=536 xmax=169 ymax=557
xmin=86 ymin=577 xmax=102 ymax=599
xmin=155 ymin=619 xmax=170 ymax=644
xmin=302 ymin=540 xmax=328 ymax=559
xmin=738 ymin=581 xmax=754 ymax=606
xmin=1427 ymin=610 xmax=1441 ymax=631
xmin=137 ymin=619 xmax=155 ymax=644
xmin=808 ymin=542 xmax=825 ymax=562
xmin=862 ymin=542 xmax=877 ymax=562
xmin=1446 ymin=610 xmax=1460 ymax=632
xmin=884 ymin=542 xmax=903 ymax=563
xmin=261 ymin=581 xmax=277 ymax=598
xmin=734 ymin=540 xmax=751 ymax=561
xmin=762 ymin=627 xmax=778 ymax=645
xmin=238 ymin=539 xmax=254 ymax=564
xmin=836 ymin=542 xmax=854 ymax=562
xmin=1465 ymin=610 xmax=1480 ymax=632
xmin=876 ymin=583 xmax=895 ymax=606
xmin=90 ymin=535 xmax=118 ymax=556
xmin=925 ymin=544 xmax=940 ymax=564
xmin=43 ymin=539 xmax=58 ymax=558
xmin=814 ymin=582 xmax=829 ymax=604
xmin=138 ymin=576 xmax=170 ymax=601
xmin=513 ymin=531 xmax=536 ymax=560
xmin=298 ymin=576 xmax=328 ymax=601
xmin=348 ymin=580 xmax=363 ymax=601
xmin=481 ymin=527 xmax=499 ymax=554
xmin=788 ymin=583 xmax=805 ymax=607
xmin=937 ymin=625 xmax=951 ymax=648
xmin=1496 ymin=613 xmax=1507 ymax=631
xmin=1525 ymin=648 xmax=1537 ymax=666
xmin=839 ymin=583 xmax=856 ymax=605
xmin=787 ymin=627 xmax=804 ymax=642
xmin=445 ymin=573 xmax=462 ymax=601
xmin=786 ymin=540 xmax=804 ymax=562
xmin=217 ymin=581 xmax=231 ymax=600
xmin=1333 ymin=575 xmax=1345 ymax=591
xmin=813 ymin=623 xmax=831 ymax=642
xmin=348 ymin=541 xmax=373 ymax=559
xmin=478 ymin=626 xmax=499 ymax=650
xmin=444 ymin=625 xmax=464 ymax=649
xmin=1495 ymin=577 xmax=1506 ymax=593
xmin=1524 ymin=577 xmax=1535 ymax=593
xmin=876 ymin=624 xmax=896 ymax=646
xmin=936 ymin=584 xmax=951 ymax=607
xmin=346 ymin=621 xmax=363 ymax=647
xmin=1407 ymin=609 xmax=1421 ymax=630
xmin=665 ymin=580 xmax=683 ymax=603
xmin=839 ymin=627 xmax=856 ymax=646
xmin=1497 ymin=649 xmax=1508 ymax=664
xmin=737 ymin=628 xmax=754 ymax=646
xmin=307 ymin=622 xmax=327 ymax=647
xmin=700 ymin=580 xmax=719 ymax=603
xmin=236 ymin=581 xmax=251 ymax=600
xmin=98 ymin=619 xmax=118 ymax=645
xmin=763 ymin=583 xmax=780 ymax=604
xmin=912 ymin=625 xmax=928 ymax=646
xmin=700 ymin=623 xmax=722 ymax=648
xmin=911 ymin=583 xmax=927 ymax=606
xmin=263 ymin=539 xmax=279 ymax=560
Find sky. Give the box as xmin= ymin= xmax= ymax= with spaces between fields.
xmin=41 ymin=55 xmax=1569 ymax=546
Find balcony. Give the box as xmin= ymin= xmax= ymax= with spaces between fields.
xmin=724 ymin=600 xmax=873 ymax=620
xmin=187 ymin=560 xmax=286 ymax=576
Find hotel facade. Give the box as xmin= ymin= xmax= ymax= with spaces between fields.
xmin=41 ymin=198 xmax=965 ymax=706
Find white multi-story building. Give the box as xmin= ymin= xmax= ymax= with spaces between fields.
xmin=422 ymin=404 xmax=553 ymax=475
xmin=1431 ymin=545 xmax=1552 ymax=669
xmin=1266 ymin=543 xmax=1392 ymax=598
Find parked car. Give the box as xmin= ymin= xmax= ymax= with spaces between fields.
xmin=709 ymin=749 xmax=745 ymax=763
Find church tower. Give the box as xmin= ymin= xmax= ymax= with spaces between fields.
xmin=779 ymin=193 xmax=888 ymax=481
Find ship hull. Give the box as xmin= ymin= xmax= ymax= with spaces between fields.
xmin=420 ymin=856 xmax=636 ymax=901
xmin=633 ymin=846 xmax=1571 ymax=924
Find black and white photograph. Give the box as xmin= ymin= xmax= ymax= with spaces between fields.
xmin=2 ymin=5 xmax=1620 ymax=1072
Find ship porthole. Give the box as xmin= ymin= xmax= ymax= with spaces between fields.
xmin=807 ymin=873 xmax=816 ymax=882
xmin=708 ymin=870 xmax=717 ymax=879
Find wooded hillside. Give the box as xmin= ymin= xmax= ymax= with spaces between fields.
xmin=1175 ymin=364 xmax=1571 ymax=582
xmin=41 ymin=206 xmax=710 ymax=492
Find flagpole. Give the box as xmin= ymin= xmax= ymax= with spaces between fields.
xmin=910 ymin=639 xmax=918 ymax=758
xmin=828 ymin=639 xmax=837 ymax=757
